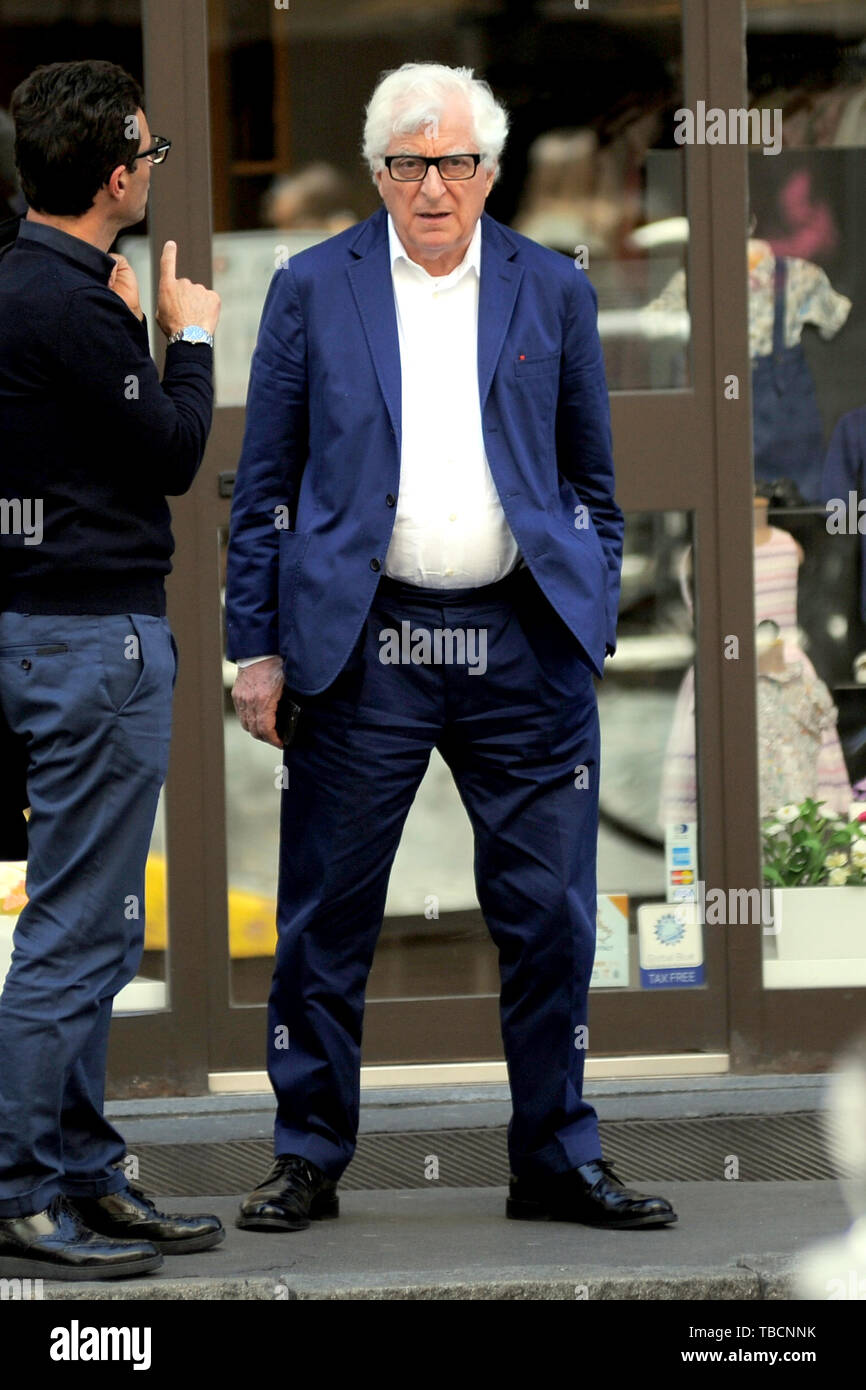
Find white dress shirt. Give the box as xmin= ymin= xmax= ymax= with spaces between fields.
xmin=237 ymin=212 xmax=520 ymax=666
xmin=382 ymin=212 xmax=520 ymax=588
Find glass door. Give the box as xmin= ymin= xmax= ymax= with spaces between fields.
xmin=744 ymin=0 xmax=866 ymax=1059
xmin=196 ymin=0 xmax=739 ymax=1075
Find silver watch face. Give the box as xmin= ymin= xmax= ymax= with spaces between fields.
xmin=179 ymin=326 xmax=212 ymax=344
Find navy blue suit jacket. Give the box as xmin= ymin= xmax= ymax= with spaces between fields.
xmin=225 ymin=206 xmax=624 ymax=690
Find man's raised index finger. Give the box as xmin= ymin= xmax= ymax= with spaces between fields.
xmin=160 ymin=240 xmax=177 ymax=279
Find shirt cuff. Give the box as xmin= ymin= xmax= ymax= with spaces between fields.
xmin=235 ymin=654 xmax=280 ymax=667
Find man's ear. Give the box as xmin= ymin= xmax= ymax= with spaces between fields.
xmin=105 ymin=163 xmax=131 ymax=202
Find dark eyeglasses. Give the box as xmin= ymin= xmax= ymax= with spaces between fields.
xmin=128 ymin=136 xmax=172 ymax=167
xmin=384 ymin=153 xmax=482 ymax=182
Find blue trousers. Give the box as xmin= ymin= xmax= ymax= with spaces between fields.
xmin=0 ymin=612 xmax=176 ymax=1217
xmin=269 ymin=567 xmax=603 ymax=1180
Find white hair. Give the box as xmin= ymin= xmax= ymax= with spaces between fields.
xmin=362 ymin=62 xmax=509 ymax=185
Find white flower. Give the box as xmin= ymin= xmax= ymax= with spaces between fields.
xmin=824 ymin=852 xmax=848 ymax=869
xmin=764 ymin=822 xmax=786 ymax=838
xmin=776 ymin=804 xmax=801 ymax=823
xmin=850 ymin=841 xmax=866 ymax=867
xmin=828 ymin=867 xmax=851 ymax=886
xmin=816 ymin=804 xmax=840 ymax=820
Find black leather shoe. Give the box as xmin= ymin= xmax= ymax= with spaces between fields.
xmin=237 ymin=1154 xmax=339 ymax=1232
xmin=506 ymin=1159 xmax=677 ymax=1229
xmin=0 ymin=1195 xmax=164 ymax=1280
xmin=67 ymin=1184 xmax=225 ymax=1254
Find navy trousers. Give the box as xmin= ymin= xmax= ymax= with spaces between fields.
xmin=0 ymin=612 xmax=176 ymax=1217
xmin=269 ymin=566 xmax=603 ymax=1181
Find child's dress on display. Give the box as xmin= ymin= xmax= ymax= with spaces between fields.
xmin=645 ymin=245 xmax=851 ymax=501
xmin=658 ymin=527 xmax=852 ymax=825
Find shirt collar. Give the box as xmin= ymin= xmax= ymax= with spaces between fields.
xmin=387 ymin=212 xmax=481 ymax=286
xmin=16 ymin=219 xmax=116 ymax=282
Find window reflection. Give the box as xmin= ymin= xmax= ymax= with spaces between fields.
xmin=748 ymin=0 xmax=866 ymax=987
xmin=207 ymin=0 xmax=690 ymax=401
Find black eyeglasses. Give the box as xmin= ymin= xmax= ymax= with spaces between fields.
xmin=128 ymin=136 xmax=172 ymax=167
xmin=384 ymin=153 xmax=482 ymax=182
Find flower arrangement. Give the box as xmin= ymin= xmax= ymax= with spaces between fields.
xmin=762 ymin=799 xmax=866 ymax=887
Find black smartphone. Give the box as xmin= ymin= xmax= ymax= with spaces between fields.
xmin=275 ymin=689 xmax=302 ymax=747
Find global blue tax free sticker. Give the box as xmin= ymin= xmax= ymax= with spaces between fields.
xmin=637 ymin=903 xmax=705 ymax=988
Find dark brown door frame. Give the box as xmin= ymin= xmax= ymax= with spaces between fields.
xmin=106 ymin=0 xmax=216 ymax=1094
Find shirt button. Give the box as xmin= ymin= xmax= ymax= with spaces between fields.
xmin=448 ymin=512 xmax=457 ymax=522
xmin=386 ymin=494 xmax=396 ymax=507
xmin=370 ymin=558 xmax=381 ymax=572
xmin=445 ymin=568 xmax=454 ymax=577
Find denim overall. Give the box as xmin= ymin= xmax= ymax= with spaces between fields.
xmin=752 ymin=256 xmax=825 ymax=503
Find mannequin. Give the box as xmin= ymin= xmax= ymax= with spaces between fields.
xmin=752 ymin=491 xmax=772 ymax=545
xmin=646 ymin=235 xmax=852 ymax=502
xmin=753 ymin=491 xmax=804 ymax=560
xmin=658 ymin=490 xmax=851 ymax=825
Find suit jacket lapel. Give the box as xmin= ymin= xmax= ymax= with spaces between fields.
xmin=346 ymin=208 xmax=402 ymax=447
xmin=477 ymin=212 xmax=523 ymax=410
xmin=345 ymin=207 xmax=523 ymax=440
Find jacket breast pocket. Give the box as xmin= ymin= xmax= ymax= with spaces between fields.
xmin=513 ymin=351 xmax=560 ymax=380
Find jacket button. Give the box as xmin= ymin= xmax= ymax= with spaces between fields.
xmin=370 ymin=558 xmax=381 ymax=571
xmin=20 ymin=658 xmax=31 ymax=670
xmin=386 ymin=494 xmax=396 ymax=507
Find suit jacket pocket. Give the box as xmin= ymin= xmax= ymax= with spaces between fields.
xmin=513 ymin=351 xmax=560 ymax=379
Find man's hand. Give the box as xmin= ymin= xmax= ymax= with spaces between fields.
xmin=108 ymin=253 xmax=143 ymax=321
xmin=156 ymin=240 xmax=221 ymax=339
xmin=232 ymin=656 xmax=285 ymax=747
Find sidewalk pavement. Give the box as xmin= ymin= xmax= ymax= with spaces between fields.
xmin=40 ymin=1180 xmax=846 ymax=1301
xmin=36 ymin=1074 xmax=852 ymax=1299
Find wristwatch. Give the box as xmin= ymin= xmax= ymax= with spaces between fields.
xmin=167 ymin=324 xmax=214 ymax=347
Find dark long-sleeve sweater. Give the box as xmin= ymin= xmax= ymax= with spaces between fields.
xmin=0 ymin=217 xmax=214 ymax=615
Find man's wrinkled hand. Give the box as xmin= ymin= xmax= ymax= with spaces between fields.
xmin=231 ymin=656 xmax=285 ymax=747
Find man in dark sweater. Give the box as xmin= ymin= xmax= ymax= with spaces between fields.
xmin=0 ymin=60 xmax=222 ymax=1280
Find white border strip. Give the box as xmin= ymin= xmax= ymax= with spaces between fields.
xmin=209 ymin=1053 xmax=730 ymax=1094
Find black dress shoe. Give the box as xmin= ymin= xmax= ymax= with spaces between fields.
xmin=67 ymin=1184 xmax=225 ymax=1254
xmin=507 ymin=1159 xmax=678 ymax=1229
xmin=237 ymin=1154 xmax=339 ymax=1232
xmin=0 ymin=1195 xmax=164 ymax=1281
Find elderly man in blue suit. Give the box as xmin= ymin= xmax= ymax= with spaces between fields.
xmin=226 ymin=62 xmax=676 ymax=1233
